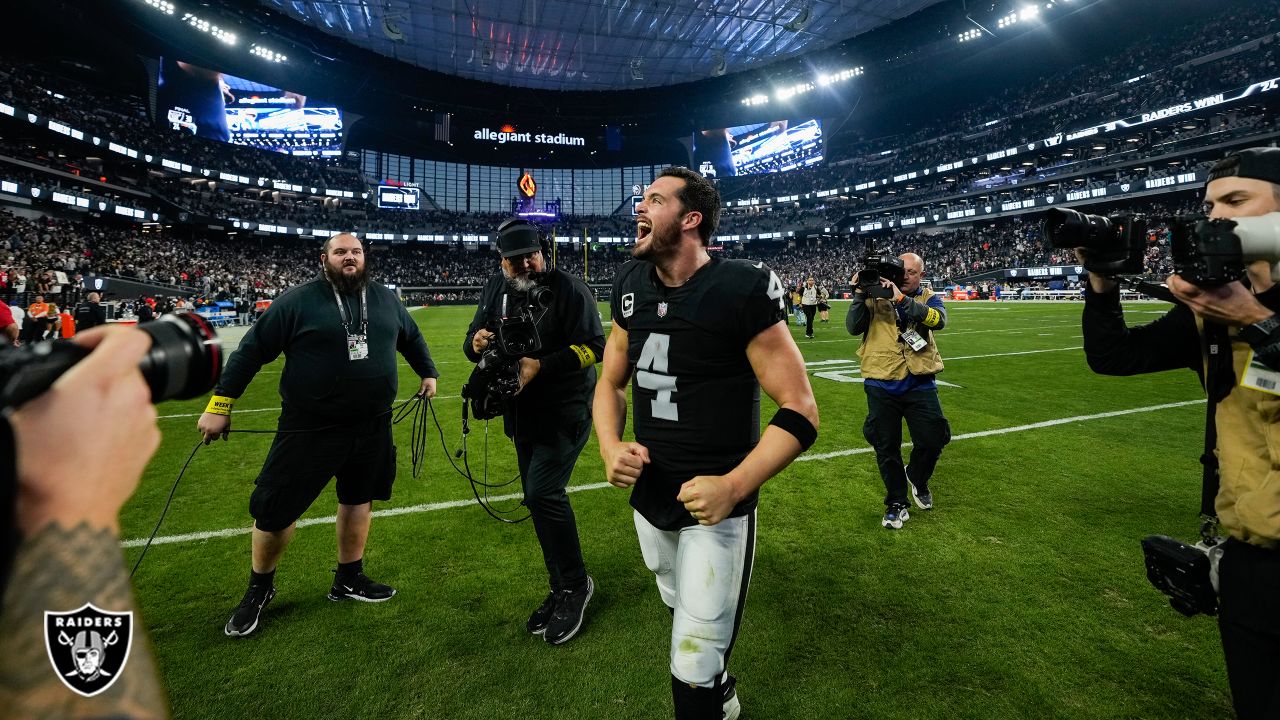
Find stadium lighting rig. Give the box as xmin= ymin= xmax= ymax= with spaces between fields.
xmin=182 ymin=12 xmax=237 ymax=45
xmin=141 ymin=0 xmax=175 ymax=14
xmin=740 ymin=66 xmax=863 ymax=106
xmin=250 ymin=45 xmax=288 ymax=63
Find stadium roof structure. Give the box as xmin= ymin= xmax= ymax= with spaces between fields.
xmin=257 ymin=0 xmax=947 ymax=91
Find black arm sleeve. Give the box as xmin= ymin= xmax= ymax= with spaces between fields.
xmin=214 ymin=299 xmax=290 ymax=398
xmin=846 ymin=293 xmax=870 ymax=336
xmin=535 ymin=274 xmax=606 ymax=375
xmin=396 ymin=304 xmax=439 ymax=379
xmin=1081 ymin=285 xmax=1201 ymax=376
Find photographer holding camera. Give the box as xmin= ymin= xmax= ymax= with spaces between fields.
xmin=848 ymin=252 xmax=950 ymax=530
xmin=0 ymin=327 xmax=171 ymax=719
xmin=1078 ymin=148 xmax=1280 ymax=719
xmin=463 ymin=218 xmax=604 ymax=645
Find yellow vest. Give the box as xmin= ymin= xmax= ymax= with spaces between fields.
xmin=856 ymin=289 xmax=945 ymax=381
xmin=1214 ymin=335 xmax=1280 ymax=548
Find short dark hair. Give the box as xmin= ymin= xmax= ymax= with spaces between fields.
xmin=322 ymin=232 xmax=362 ymax=254
xmin=658 ymin=166 xmax=721 ymax=244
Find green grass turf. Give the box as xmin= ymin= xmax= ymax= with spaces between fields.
xmin=122 ymin=299 xmax=1232 ymax=719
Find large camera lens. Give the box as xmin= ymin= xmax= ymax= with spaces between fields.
xmin=1042 ymin=208 xmax=1120 ymax=250
xmin=0 ymin=313 xmax=222 ymax=409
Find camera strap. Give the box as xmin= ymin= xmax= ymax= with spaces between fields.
xmin=1195 ymin=315 xmax=1229 ymax=536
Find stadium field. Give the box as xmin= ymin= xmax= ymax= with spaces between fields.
xmin=122 ymin=299 xmax=1231 ymax=720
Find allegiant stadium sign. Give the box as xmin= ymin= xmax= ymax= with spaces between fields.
xmin=474 ymin=127 xmax=586 ymax=146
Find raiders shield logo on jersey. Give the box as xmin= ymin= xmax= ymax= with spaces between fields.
xmin=45 ymin=604 xmax=133 ymax=697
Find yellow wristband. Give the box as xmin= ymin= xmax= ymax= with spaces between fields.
xmin=205 ymin=395 xmax=235 ymax=416
xmin=569 ymin=344 xmax=598 ymax=369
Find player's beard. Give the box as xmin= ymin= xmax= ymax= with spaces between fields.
xmin=324 ymin=257 xmax=368 ymax=293
xmin=633 ymin=220 xmax=680 ymax=264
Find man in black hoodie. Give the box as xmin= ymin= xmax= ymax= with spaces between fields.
xmin=197 ymin=233 xmax=439 ymax=638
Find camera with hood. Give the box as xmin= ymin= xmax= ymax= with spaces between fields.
xmin=462 ymin=218 xmax=555 ymax=421
xmin=855 ymin=245 xmax=906 ymax=299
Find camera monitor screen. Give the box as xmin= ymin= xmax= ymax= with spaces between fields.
xmin=156 ymin=58 xmax=345 ymax=157
xmin=377 ymin=185 xmax=421 ymax=210
xmin=686 ymin=118 xmax=823 ymax=178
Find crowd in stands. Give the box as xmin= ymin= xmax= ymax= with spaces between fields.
xmin=1 ymin=187 xmax=1193 ymax=321
xmin=716 ymin=0 xmax=1280 ymax=202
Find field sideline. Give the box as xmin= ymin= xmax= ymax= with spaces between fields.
xmin=121 ymin=300 xmax=1231 ymax=719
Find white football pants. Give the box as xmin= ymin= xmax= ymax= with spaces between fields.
xmin=634 ymin=509 xmax=757 ymax=688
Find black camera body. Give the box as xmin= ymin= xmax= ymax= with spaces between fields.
xmin=1041 ymin=208 xmax=1148 ymax=275
xmin=461 ymin=278 xmax=553 ymax=421
xmin=856 ymin=251 xmax=906 ymax=299
xmin=1140 ymin=534 xmax=1219 ymax=617
xmin=0 ymin=313 xmax=221 ymax=409
xmin=1170 ymin=217 xmax=1251 ymax=287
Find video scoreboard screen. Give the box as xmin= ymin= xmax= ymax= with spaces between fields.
xmin=157 ymin=58 xmax=345 ymax=157
xmin=377 ymin=185 xmax=420 ymax=210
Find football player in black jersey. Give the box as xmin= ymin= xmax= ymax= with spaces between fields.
xmin=594 ymin=167 xmax=819 ymax=720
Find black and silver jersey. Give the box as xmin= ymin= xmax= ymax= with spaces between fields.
xmin=611 ymin=256 xmax=787 ymax=530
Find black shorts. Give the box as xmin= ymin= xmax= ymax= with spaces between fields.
xmin=249 ymin=419 xmax=397 ymax=532
xmin=817 ymin=302 xmax=830 ymax=311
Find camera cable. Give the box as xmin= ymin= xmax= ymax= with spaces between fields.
xmin=131 ymin=395 xmax=432 ymax=578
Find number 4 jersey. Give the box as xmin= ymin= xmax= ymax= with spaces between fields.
xmin=611 ymin=256 xmax=787 ymax=530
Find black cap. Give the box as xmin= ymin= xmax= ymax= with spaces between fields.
xmin=496 ymin=219 xmax=542 ymax=258
xmin=1208 ymin=147 xmax=1280 ymax=186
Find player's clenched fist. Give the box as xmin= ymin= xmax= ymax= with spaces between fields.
xmin=677 ymin=475 xmax=740 ymax=526
xmin=602 ymin=441 xmax=650 ymax=488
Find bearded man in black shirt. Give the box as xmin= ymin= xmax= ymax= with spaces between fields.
xmin=197 ymin=233 xmax=439 ymax=638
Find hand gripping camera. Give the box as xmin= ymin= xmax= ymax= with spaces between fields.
xmin=461 ymin=280 xmax=553 ymax=421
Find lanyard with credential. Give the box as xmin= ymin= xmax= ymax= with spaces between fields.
xmin=331 ymin=284 xmax=368 ymax=333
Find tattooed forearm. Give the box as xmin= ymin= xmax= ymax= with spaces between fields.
xmin=0 ymin=522 xmax=168 ymax=720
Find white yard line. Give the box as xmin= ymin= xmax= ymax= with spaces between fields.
xmin=124 ymin=399 xmax=1202 ymax=549
xmin=804 ymin=345 xmax=1083 ymax=370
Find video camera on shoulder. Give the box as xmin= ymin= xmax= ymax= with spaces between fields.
xmin=855 ymin=245 xmax=906 ymax=300
xmin=1042 ymin=208 xmax=1280 ymax=286
xmin=461 ymin=276 xmax=554 ymax=421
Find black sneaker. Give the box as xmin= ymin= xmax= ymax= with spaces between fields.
xmin=526 ymin=592 xmax=558 ymax=635
xmin=544 ymin=576 xmax=594 ymax=645
xmin=327 ymin=572 xmax=396 ymax=602
xmin=225 ymin=584 xmax=276 ymax=637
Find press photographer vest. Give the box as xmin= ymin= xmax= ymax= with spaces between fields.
xmin=1212 ymin=331 xmax=1280 ymax=548
xmin=856 ymin=288 xmax=945 ymax=381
